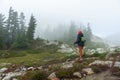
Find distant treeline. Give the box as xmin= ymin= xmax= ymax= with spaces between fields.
xmin=43 ymin=22 xmax=106 ymax=48
xmin=44 ymin=22 xmax=91 ymax=47
xmin=0 ymin=7 xmax=36 ymax=49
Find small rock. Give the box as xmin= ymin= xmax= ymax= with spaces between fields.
xmin=1 ymin=73 xmax=6 ymax=77
xmin=21 ymin=67 xmax=27 ymax=71
xmin=14 ymin=68 xmax=21 ymax=72
xmin=81 ymin=72 xmax=87 ymax=77
xmin=82 ymin=68 xmax=94 ymax=75
xmin=37 ymin=66 xmax=43 ymax=70
xmin=48 ymin=72 xmax=59 ymax=80
xmin=73 ymin=72 xmax=82 ymax=78
xmin=27 ymin=67 xmax=34 ymax=70
xmin=62 ymin=62 xmax=73 ymax=69
xmin=66 ymin=59 xmax=71 ymax=62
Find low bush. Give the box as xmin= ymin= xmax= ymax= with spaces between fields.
xmin=0 ymin=50 xmax=26 ymax=58
xmin=0 ymin=51 xmax=10 ymax=58
xmin=19 ymin=70 xmax=49 ymax=80
xmin=91 ymin=64 xmax=109 ymax=73
xmin=99 ymin=53 xmax=107 ymax=60
xmin=56 ymin=64 xmax=84 ymax=79
xmin=56 ymin=68 xmax=74 ymax=79
xmin=73 ymin=63 xmax=83 ymax=71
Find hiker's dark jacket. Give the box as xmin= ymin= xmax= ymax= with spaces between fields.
xmin=74 ymin=33 xmax=84 ymax=47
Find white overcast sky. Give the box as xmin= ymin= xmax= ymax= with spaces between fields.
xmin=0 ymin=0 xmax=120 ymax=38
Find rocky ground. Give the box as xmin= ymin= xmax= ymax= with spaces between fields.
xmin=0 ymin=44 xmax=120 ymax=80
xmin=0 ymin=57 xmax=120 ymax=80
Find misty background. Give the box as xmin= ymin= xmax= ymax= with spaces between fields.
xmin=0 ymin=0 xmax=120 ymax=46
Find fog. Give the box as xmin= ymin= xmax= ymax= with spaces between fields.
xmin=0 ymin=0 xmax=120 ymax=38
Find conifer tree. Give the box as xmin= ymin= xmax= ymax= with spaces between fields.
xmin=26 ymin=14 xmax=36 ymax=42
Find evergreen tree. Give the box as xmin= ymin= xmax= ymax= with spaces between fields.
xmin=6 ymin=7 xmax=19 ymax=47
xmin=6 ymin=7 xmax=24 ymax=48
xmin=12 ymin=11 xmax=19 ymax=42
xmin=11 ymin=12 xmax=29 ymax=49
xmin=6 ymin=7 xmax=14 ymax=47
xmin=27 ymin=14 xmax=36 ymax=41
xmin=19 ymin=12 xmax=26 ymax=35
xmin=0 ymin=14 xmax=6 ymax=49
xmin=0 ymin=14 xmax=5 ymax=28
xmin=18 ymin=12 xmax=26 ymax=42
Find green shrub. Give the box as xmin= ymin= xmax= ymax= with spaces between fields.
xmin=19 ymin=70 xmax=48 ymax=80
xmin=91 ymin=64 xmax=109 ymax=73
xmin=11 ymin=41 xmax=30 ymax=50
xmin=99 ymin=53 xmax=107 ymax=60
xmin=73 ymin=63 xmax=83 ymax=71
xmin=0 ymin=50 xmax=26 ymax=58
xmin=56 ymin=68 xmax=74 ymax=79
xmin=0 ymin=51 xmax=10 ymax=58
xmin=90 ymin=52 xmax=107 ymax=60
xmin=50 ymin=65 xmax=61 ymax=71
xmin=92 ymin=51 xmax=100 ymax=57
xmin=56 ymin=65 xmax=83 ymax=79
xmin=91 ymin=65 xmax=101 ymax=73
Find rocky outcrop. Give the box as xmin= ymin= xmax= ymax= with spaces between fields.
xmin=0 ymin=68 xmax=8 ymax=73
xmin=2 ymin=72 xmax=25 ymax=80
xmin=89 ymin=60 xmax=120 ymax=68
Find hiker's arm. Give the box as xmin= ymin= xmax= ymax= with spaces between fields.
xmin=74 ymin=35 xmax=79 ymax=44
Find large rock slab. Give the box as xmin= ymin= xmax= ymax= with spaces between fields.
xmin=0 ymin=68 xmax=8 ymax=73
xmin=89 ymin=60 xmax=120 ymax=68
xmin=2 ymin=71 xmax=25 ymax=80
